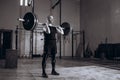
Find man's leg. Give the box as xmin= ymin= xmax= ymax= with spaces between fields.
xmin=42 ymin=52 xmax=48 ymax=78
xmin=51 ymin=53 xmax=59 ymax=75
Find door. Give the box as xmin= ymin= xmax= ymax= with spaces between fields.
xmin=0 ymin=30 xmax=12 ymax=59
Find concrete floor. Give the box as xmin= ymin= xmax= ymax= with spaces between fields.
xmin=0 ymin=57 xmax=120 ymax=80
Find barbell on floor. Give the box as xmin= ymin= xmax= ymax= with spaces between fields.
xmin=18 ymin=12 xmax=71 ymax=36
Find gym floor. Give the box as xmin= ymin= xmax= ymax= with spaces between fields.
xmin=0 ymin=57 xmax=120 ymax=80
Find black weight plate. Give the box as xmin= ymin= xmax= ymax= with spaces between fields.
xmin=61 ymin=22 xmax=70 ymax=36
xmin=23 ymin=12 xmax=36 ymax=30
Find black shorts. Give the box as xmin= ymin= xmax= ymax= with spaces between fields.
xmin=44 ymin=40 xmax=57 ymax=55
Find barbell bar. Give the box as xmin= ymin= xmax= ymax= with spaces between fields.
xmin=18 ymin=12 xmax=71 ymax=36
xmin=18 ymin=18 xmax=45 ymax=25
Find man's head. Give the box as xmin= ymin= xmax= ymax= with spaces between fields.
xmin=47 ymin=15 xmax=54 ymax=24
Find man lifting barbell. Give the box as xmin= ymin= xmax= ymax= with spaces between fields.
xmin=18 ymin=12 xmax=71 ymax=78
xmin=42 ymin=15 xmax=64 ymax=78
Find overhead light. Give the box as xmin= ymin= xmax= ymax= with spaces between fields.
xmin=25 ymin=0 xmax=28 ymax=6
xmin=28 ymin=0 xmax=33 ymax=6
xmin=20 ymin=0 xmax=28 ymax=6
xmin=20 ymin=0 xmax=23 ymax=6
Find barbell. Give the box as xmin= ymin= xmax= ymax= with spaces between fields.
xmin=18 ymin=12 xmax=71 ymax=36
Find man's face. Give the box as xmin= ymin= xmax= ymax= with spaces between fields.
xmin=48 ymin=16 xmax=54 ymax=24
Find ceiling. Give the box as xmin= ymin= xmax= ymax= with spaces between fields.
xmin=75 ymin=0 xmax=80 ymax=2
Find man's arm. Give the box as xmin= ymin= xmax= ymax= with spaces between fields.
xmin=43 ymin=23 xmax=51 ymax=34
xmin=56 ymin=26 xmax=64 ymax=35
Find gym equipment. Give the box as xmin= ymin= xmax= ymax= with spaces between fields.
xmin=23 ymin=12 xmax=37 ymax=30
xmin=61 ymin=22 xmax=70 ymax=36
xmin=18 ymin=12 xmax=71 ymax=35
